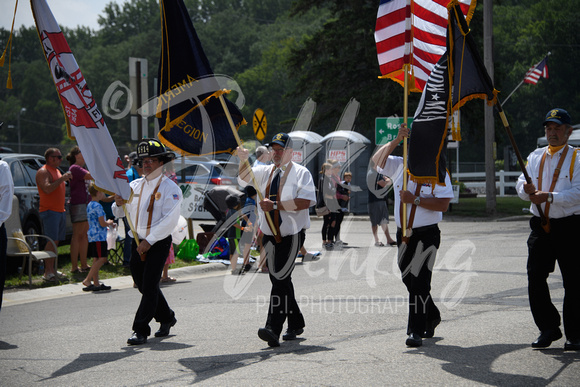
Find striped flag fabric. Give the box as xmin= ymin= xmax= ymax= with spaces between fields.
xmin=523 ymin=55 xmax=549 ymax=85
xmin=31 ymin=0 xmax=131 ymax=199
xmin=375 ymin=0 xmax=477 ymax=92
xmin=408 ymin=0 xmax=498 ymax=185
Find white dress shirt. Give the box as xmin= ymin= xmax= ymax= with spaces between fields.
xmin=377 ymin=156 xmax=454 ymax=228
xmin=238 ymin=162 xmax=317 ymax=237
xmin=113 ymin=174 xmax=183 ymax=245
xmin=0 ymin=161 xmax=14 ymax=227
xmin=516 ymin=145 xmax=580 ymax=219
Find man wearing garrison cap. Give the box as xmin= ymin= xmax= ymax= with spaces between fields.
xmin=237 ymin=133 xmax=316 ymax=347
xmin=517 ymin=108 xmax=580 ymax=351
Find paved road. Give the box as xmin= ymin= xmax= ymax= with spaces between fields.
xmin=1 ymin=216 xmax=578 ymax=386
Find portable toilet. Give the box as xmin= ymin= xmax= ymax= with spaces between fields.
xmin=288 ymin=131 xmax=324 ymax=179
xmin=289 ymin=131 xmax=324 ymax=214
xmin=321 ymin=131 xmax=371 ymax=215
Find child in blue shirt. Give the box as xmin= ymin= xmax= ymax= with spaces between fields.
xmin=82 ymin=184 xmax=114 ymax=291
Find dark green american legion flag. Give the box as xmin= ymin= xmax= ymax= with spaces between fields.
xmin=156 ymin=0 xmax=246 ymax=156
xmin=408 ymin=0 xmax=498 ymax=185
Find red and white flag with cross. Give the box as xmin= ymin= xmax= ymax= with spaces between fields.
xmin=31 ymin=0 xmax=130 ymax=199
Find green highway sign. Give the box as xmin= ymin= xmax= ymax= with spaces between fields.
xmin=375 ymin=117 xmax=413 ymax=145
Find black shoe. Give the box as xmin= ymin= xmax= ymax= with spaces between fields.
xmin=258 ymin=327 xmax=280 ymax=347
xmin=282 ymin=328 xmax=304 ymax=341
xmin=532 ymin=329 xmax=562 ymax=348
xmin=406 ymin=333 xmax=423 ymax=347
xmin=564 ymin=339 xmax=580 ymax=351
xmin=127 ymin=332 xmax=147 ymax=345
xmin=423 ymin=317 xmax=442 ymax=339
xmin=93 ymin=283 xmax=111 ymax=291
xmin=155 ymin=317 xmax=177 ymax=337
xmin=82 ymin=284 xmax=96 ymax=292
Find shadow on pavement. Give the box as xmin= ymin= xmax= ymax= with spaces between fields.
xmin=41 ymin=348 xmax=141 ymax=381
xmin=40 ymin=342 xmax=195 ymax=381
xmin=178 ymin=343 xmax=333 ymax=384
xmin=0 ymin=340 xmax=18 ymax=350
xmin=409 ymin=341 xmax=580 ymax=386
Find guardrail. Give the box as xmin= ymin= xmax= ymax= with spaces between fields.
xmin=455 ymin=170 xmax=521 ymax=197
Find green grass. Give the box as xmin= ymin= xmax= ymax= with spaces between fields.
xmin=447 ymin=196 xmax=530 ymax=218
xmin=4 ymin=242 xmax=202 ymax=291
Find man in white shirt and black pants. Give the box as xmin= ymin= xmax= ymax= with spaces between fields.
xmin=372 ymin=124 xmax=454 ymax=347
xmin=517 ymin=108 xmax=580 ymax=351
xmin=237 ymin=133 xmax=317 ymax=347
xmin=0 ymin=160 xmax=14 ymax=312
xmin=113 ymin=139 xmax=183 ymax=345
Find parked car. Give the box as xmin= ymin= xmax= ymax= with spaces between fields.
xmin=172 ymin=156 xmax=240 ymax=220
xmin=0 ymin=153 xmax=73 ymax=248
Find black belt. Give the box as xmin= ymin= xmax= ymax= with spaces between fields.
xmin=397 ymin=224 xmax=438 ymax=234
xmin=532 ymin=214 xmax=580 ymax=224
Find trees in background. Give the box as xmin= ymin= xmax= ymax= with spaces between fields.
xmin=0 ymin=0 xmax=578 ymax=161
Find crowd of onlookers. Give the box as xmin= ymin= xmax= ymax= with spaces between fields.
xmin=30 ymin=144 xmax=396 ymax=286
xmin=32 ymin=146 xmax=178 ymax=290
xmin=316 ymin=159 xmax=396 ymax=250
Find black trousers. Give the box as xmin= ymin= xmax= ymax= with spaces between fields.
xmin=130 ymin=235 xmax=174 ymax=336
xmin=527 ymin=215 xmax=580 ymax=340
xmin=321 ymin=213 xmax=337 ymax=241
xmin=263 ymin=230 xmax=306 ymax=336
xmin=335 ymin=211 xmax=345 ymax=239
xmin=0 ymin=224 xmax=6 ymax=312
xmin=396 ymin=225 xmax=441 ymax=335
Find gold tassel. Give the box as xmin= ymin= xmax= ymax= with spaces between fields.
xmin=3 ymin=0 xmax=20 ymax=88
xmin=6 ymin=71 xmax=13 ymax=89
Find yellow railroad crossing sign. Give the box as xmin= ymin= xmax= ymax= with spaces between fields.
xmin=253 ymin=108 xmax=267 ymax=141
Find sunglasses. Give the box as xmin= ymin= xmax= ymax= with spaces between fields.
xmin=50 ymin=155 xmax=63 ymax=159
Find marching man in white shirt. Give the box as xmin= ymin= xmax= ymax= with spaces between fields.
xmin=517 ymin=108 xmax=580 ymax=351
xmin=113 ymin=139 xmax=183 ymax=345
xmin=372 ymin=124 xmax=454 ymax=348
xmin=0 ymin=159 xmax=14 ymax=312
xmin=237 ymin=133 xmax=317 ymax=347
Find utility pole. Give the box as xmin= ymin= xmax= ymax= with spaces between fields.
xmin=18 ymin=107 xmax=26 ymax=153
xmin=484 ymin=0 xmax=496 ymax=215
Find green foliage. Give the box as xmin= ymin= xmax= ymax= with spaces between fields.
xmin=449 ymin=196 xmax=528 ymax=218
xmin=288 ymin=0 xmax=417 ymax=139
xmin=493 ymin=0 xmax=580 ymax=157
xmin=0 ymin=0 xmax=577 ymax=160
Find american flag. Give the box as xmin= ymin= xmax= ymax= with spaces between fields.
xmin=375 ymin=0 xmax=477 ymax=92
xmin=523 ymin=55 xmax=549 ymax=85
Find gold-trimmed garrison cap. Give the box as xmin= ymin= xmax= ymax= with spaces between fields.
xmin=268 ymin=133 xmax=293 ymax=149
xmin=543 ymin=108 xmax=571 ymax=126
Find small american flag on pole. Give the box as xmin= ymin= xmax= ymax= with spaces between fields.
xmin=523 ymin=55 xmax=549 ymax=85
xmin=375 ymin=0 xmax=477 ymax=92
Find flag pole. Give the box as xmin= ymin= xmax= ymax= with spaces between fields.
xmin=495 ymin=102 xmax=549 ymax=232
xmin=122 ymin=204 xmax=140 ymax=246
xmin=402 ymin=64 xmax=410 ymax=237
xmin=500 ymin=79 xmax=524 ymax=107
xmin=122 ymin=202 xmax=144 ymax=260
xmin=218 ymin=92 xmax=282 ymax=243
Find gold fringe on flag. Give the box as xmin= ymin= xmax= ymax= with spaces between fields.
xmin=1 ymin=0 xmax=20 ymax=89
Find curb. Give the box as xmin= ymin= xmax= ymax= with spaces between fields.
xmin=2 ymin=262 xmax=227 ymax=307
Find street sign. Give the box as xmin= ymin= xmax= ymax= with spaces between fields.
xmin=375 ymin=117 xmax=413 ymax=145
xmin=253 ymin=108 xmax=267 ymax=141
